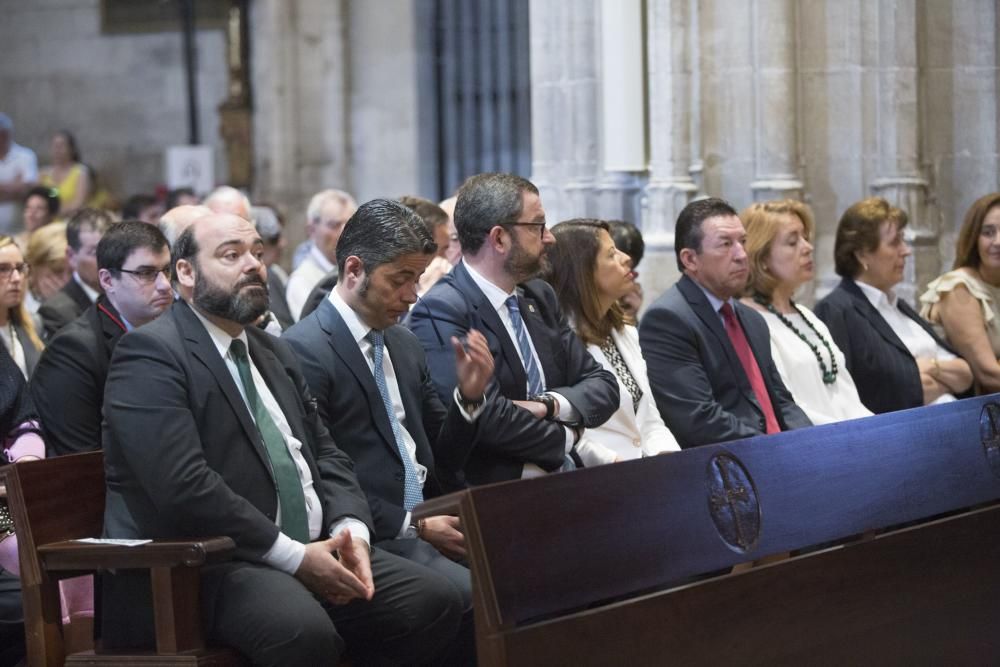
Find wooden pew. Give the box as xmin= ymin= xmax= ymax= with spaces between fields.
xmin=2 ymin=451 xmax=244 ymax=666
xmin=416 ymin=394 xmax=1000 ymax=665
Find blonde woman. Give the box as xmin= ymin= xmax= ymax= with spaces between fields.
xmin=740 ymin=200 xmax=871 ymax=424
xmin=0 ymin=236 xmax=44 ymax=377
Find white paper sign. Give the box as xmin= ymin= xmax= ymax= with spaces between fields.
xmin=165 ymin=145 xmax=214 ymax=194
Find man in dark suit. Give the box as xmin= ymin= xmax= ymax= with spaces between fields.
xmin=639 ymin=198 xmax=811 ymax=448
xmin=31 ymin=221 xmax=174 ymax=456
xmin=101 ymin=212 xmax=465 ymax=666
xmin=284 ymin=199 xmax=493 ymax=664
xmin=38 ymin=208 xmax=113 ymax=339
xmin=407 ymin=173 xmax=619 ymax=484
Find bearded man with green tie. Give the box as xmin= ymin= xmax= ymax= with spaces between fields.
xmin=101 ymin=212 xmax=465 ymax=666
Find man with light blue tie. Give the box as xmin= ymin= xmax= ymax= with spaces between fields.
xmin=284 ymin=199 xmax=495 ymax=665
xmin=407 ymin=173 xmax=620 ymax=484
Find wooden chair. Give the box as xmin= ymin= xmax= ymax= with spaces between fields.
xmin=416 ymin=394 xmax=1000 ymax=665
xmin=3 ymin=451 xmax=244 ymax=666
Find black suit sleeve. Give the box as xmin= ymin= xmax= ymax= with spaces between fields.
xmin=409 ymin=290 xmax=581 ymax=472
xmin=30 ymin=328 xmax=103 ymax=456
xmin=639 ymin=303 xmax=762 ymax=447
xmin=104 ymin=330 xmax=284 ymax=558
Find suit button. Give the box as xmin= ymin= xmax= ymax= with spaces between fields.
xmin=759 ymin=419 xmax=765 ymax=429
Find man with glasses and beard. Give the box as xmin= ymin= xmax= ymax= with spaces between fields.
xmin=100 ymin=213 xmax=466 ymax=666
xmin=407 ymin=172 xmax=619 ymax=484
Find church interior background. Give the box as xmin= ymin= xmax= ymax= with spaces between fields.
xmin=3 ymin=0 xmax=998 ymax=308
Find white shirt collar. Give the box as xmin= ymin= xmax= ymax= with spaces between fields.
xmin=309 ymin=245 xmax=335 ymax=274
xmin=74 ymin=271 xmax=100 ymax=303
xmin=464 ymin=260 xmax=515 ymax=312
xmin=327 ymin=287 xmax=371 ymax=344
xmin=189 ymin=304 xmax=250 ymax=359
xmin=855 ymin=279 xmax=897 ymax=309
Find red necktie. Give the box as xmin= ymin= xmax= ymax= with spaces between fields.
xmin=719 ymin=302 xmax=780 ymax=434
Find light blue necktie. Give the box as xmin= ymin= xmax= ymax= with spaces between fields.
xmin=368 ymin=330 xmax=424 ymax=510
xmin=505 ymin=295 xmax=544 ymax=396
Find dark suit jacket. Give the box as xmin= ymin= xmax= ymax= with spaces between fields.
xmin=300 ymin=269 xmax=339 ymax=320
xmin=11 ymin=324 xmax=41 ymax=378
xmin=38 ymin=278 xmax=93 ymax=340
xmin=266 ymin=267 xmax=294 ymax=330
xmin=638 ymin=275 xmax=811 ymax=448
xmin=813 ymin=277 xmax=961 ymax=414
xmin=283 ymin=298 xmax=476 ymax=541
xmin=405 ymin=261 xmax=619 ymax=484
xmin=30 ymin=297 xmax=126 ymax=456
xmin=102 ymin=300 xmax=373 ymax=555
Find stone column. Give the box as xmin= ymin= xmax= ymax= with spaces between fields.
xmin=749 ymin=0 xmax=803 ymax=202
xmin=869 ymin=0 xmax=932 ymax=303
xmin=218 ymin=0 xmax=252 ymax=188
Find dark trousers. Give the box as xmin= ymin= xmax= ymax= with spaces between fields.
xmin=377 ymin=538 xmax=475 ymax=666
xmin=0 ymin=569 xmax=26 ymax=667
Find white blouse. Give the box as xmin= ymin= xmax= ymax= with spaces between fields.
xmin=759 ymin=306 xmax=873 ymax=425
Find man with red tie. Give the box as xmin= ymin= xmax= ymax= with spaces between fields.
xmin=639 ymin=197 xmax=811 ymax=448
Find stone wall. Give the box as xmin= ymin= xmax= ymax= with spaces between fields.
xmin=0 ymin=0 xmax=228 ymax=203
xmin=531 ymin=0 xmax=1000 ymax=308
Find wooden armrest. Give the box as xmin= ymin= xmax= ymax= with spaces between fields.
xmin=413 ymin=491 xmax=463 ymax=520
xmin=38 ymin=537 xmax=235 ymax=572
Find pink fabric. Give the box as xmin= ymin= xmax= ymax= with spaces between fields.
xmin=59 ymin=576 xmax=95 ymax=625
xmin=4 ymin=423 xmax=44 ymax=462
xmin=0 ymin=534 xmax=17 ymax=576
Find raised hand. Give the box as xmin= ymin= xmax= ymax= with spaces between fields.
xmin=453 ymin=329 xmax=494 ymax=401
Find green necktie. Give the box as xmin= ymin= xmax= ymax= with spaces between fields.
xmin=229 ymin=339 xmax=310 ymax=543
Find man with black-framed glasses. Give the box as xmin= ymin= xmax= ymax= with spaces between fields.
xmin=31 ymin=221 xmax=173 ymax=456
xmin=407 ymin=172 xmax=620 ymax=484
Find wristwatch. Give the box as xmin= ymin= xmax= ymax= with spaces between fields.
xmin=458 ymin=390 xmax=485 ymax=415
xmin=529 ymin=393 xmax=557 ymax=420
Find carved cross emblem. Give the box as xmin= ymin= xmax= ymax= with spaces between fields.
xmin=979 ymin=403 xmax=1000 ymax=479
xmin=706 ymin=454 xmax=761 ymax=552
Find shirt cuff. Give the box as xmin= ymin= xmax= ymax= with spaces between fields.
xmin=396 ymin=511 xmax=415 ymax=539
xmin=551 ymin=392 xmax=579 ymax=423
xmin=563 ymin=425 xmax=576 ymax=455
xmin=452 ymin=387 xmax=486 ymax=422
xmin=262 ymin=532 xmax=306 ymax=575
xmin=5 ymin=429 xmax=45 ymax=462
xmin=330 ymin=517 xmax=371 ymax=549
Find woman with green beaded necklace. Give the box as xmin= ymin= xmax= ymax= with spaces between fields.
xmin=739 ymin=200 xmax=872 ymax=425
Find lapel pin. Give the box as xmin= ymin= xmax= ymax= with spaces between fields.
xmin=528 ymin=304 xmax=535 ymax=313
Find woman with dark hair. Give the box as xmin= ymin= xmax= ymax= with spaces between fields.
xmin=0 ymin=236 xmax=43 ymax=377
xmin=547 ymin=219 xmax=679 ymax=464
xmin=607 ymin=220 xmax=645 ymax=318
xmin=740 ymin=199 xmax=871 ymax=424
xmin=920 ymin=193 xmax=1000 ymax=393
xmin=814 ymin=197 xmax=972 ymax=414
xmin=14 ymin=185 xmax=60 ymax=250
xmin=39 ymin=130 xmax=90 ymax=217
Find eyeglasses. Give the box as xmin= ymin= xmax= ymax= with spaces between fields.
xmin=500 ymin=221 xmax=548 ymax=238
xmin=0 ymin=262 xmax=29 ymax=280
xmin=118 ymin=265 xmax=172 ymax=285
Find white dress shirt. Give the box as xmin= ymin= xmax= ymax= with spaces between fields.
xmin=286 ymin=246 xmax=334 ymax=321
xmin=463 ymin=261 xmax=579 ymax=477
xmin=855 ymin=280 xmax=957 ymax=404
xmin=74 ymin=271 xmax=100 ymax=304
xmin=191 ymin=308 xmax=369 ymax=574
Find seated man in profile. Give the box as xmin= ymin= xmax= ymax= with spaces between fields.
xmin=407 ymin=172 xmax=619 ymax=484
xmin=638 ymin=198 xmax=811 ymax=448
xmin=31 ymin=221 xmax=174 ymax=456
xmin=101 ymin=212 xmax=464 ymax=666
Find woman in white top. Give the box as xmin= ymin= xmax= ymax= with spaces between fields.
xmin=739 ymin=200 xmax=872 ymax=424
xmin=920 ymin=192 xmax=1000 ymax=394
xmin=546 ymin=219 xmax=680 ymax=465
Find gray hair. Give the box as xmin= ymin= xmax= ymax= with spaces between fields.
xmin=306 ymin=189 xmax=357 ymax=226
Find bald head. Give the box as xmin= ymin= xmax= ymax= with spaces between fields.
xmin=204 ymin=186 xmax=252 ymax=220
xmin=159 ymin=204 xmax=213 ymax=249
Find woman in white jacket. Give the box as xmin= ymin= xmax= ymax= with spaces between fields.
xmin=546 ymin=220 xmax=680 ymax=465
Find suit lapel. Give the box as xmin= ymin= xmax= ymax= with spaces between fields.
xmin=842 ymin=279 xmax=911 ymax=357
xmin=384 ymin=327 xmax=425 ymax=441
xmin=518 ymin=292 xmax=556 ymax=388
xmin=175 ymin=302 xmax=271 ymax=471
xmin=454 ymin=263 xmax=528 ymax=397
xmin=317 ymin=300 xmax=400 ymax=459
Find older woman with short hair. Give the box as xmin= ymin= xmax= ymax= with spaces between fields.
xmin=814 ymin=197 xmax=972 ymax=413
xmin=740 ymin=200 xmax=871 ymax=424
xmin=920 ymin=193 xmax=1000 ymax=394
xmin=546 ymin=219 xmax=679 ymax=465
